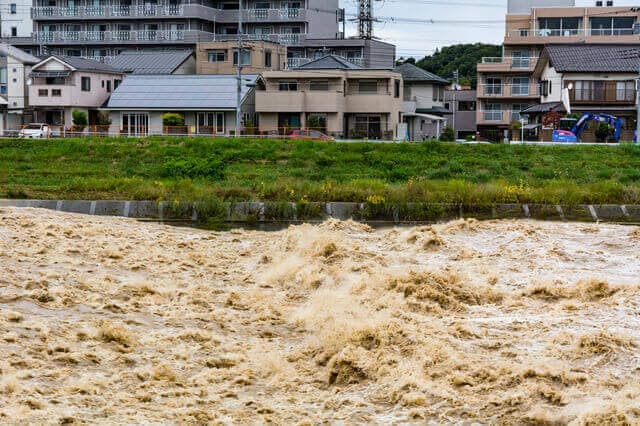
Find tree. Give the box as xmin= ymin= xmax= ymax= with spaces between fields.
xmin=440 ymin=126 xmax=455 ymax=142
xmin=72 ymin=110 xmax=88 ymax=132
xmin=415 ymin=43 xmax=502 ymax=88
xmin=162 ymin=113 xmax=184 ymax=127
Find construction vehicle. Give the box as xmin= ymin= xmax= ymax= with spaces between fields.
xmin=552 ymin=113 xmax=622 ymax=143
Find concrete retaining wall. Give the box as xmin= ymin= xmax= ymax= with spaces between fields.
xmin=1 ymin=199 xmax=639 ymax=224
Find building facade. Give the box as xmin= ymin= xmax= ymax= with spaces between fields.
xmin=1 ymin=0 xmax=33 ymax=39
xmin=444 ymin=89 xmax=477 ymax=140
xmin=196 ymin=40 xmax=286 ymax=74
xmin=28 ymin=55 xmax=124 ymax=128
xmin=476 ymin=1 xmax=640 ymax=141
xmin=255 ymin=55 xmax=403 ymax=139
xmin=0 ymin=43 xmax=40 ymax=132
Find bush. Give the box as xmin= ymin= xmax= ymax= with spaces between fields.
xmin=161 ymin=157 xmax=225 ymax=180
xmin=439 ymin=126 xmax=455 ymax=142
xmin=72 ymin=110 xmax=88 ymax=130
xmin=162 ymin=113 xmax=185 ymax=127
xmin=595 ymin=122 xmax=612 ymax=142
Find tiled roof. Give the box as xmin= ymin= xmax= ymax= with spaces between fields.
xmin=0 ymin=43 xmax=40 ymax=64
xmin=296 ymin=55 xmax=363 ymax=70
xmin=107 ymin=74 xmax=258 ymax=110
xmin=48 ymin=55 xmax=123 ymax=73
xmin=109 ymin=50 xmax=193 ymax=74
xmin=545 ymin=44 xmax=640 ymax=73
xmin=394 ymin=63 xmax=449 ymax=84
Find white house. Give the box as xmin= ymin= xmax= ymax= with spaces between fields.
xmin=0 ymin=43 xmax=40 ymax=133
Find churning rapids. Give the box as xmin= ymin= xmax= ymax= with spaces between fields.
xmin=1 ymin=207 xmax=639 ymax=424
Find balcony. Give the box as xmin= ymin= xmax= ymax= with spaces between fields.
xmin=477 ymin=83 xmax=540 ymax=99
xmin=33 ymin=30 xmax=215 ymax=44
xmin=505 ymin=27 xmax=639 ymax=44
xmin=478 ymin=56 xmax=539 ymax=72
xmin=214 ymin=33 xmax=306 ymax=46
xmin=286 ymin=56 xmax=362 ymax=70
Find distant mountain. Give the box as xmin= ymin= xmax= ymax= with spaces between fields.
xmin=398 ymin=43 xmax=502 ymax=88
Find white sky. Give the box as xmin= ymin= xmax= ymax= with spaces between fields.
xmin=342 ymin=0 xmax=640 ymax=59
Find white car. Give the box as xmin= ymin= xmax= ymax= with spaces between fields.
xmin=19 ymin=123 xmax=51 ymax=139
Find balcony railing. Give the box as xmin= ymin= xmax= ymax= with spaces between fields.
xmin=482 ymin=110 xmax=504 ymax=122
xmin=215 ymin=33 xmax=305 ymax=46
xmin=286 ymin=56 xmax=363 ymax=69
xmin=479 ymin=84 xmax=539 ymax=98
xmin=590 ymin=28 xmax=635 ymax=36
xmin=33 ymin=30 xmax=206 ymax=43
xmin=32 ymin=4 xmax=185 ymax=18
xmin=480 ymin=56 xmax=538 ymax=70
xmin=507 ymin=27 xmax=637 ymax=38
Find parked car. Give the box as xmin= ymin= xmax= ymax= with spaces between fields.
xmin=19 ymin=123 xmax=51 ymax=139
xmin=290 ymin=129 xmax=334 ymax=141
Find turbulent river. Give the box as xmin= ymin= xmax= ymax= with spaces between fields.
xmin=1 ymin=207 xmax=639 ymax=424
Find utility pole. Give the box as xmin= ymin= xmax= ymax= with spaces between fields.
xmin=452 ymin=69 xmax=459 ymax=140
xmin=236 ymin=0 xmax=243 ymax=138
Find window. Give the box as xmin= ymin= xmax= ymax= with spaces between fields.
xmin=81 ymin=76 xmax=91 ymax=91
xmin=106 ymin=80 xmax=111 ymax=92
xmin=616 ymin=81 xmax=635 ymax=101
xmin=512 ymin=77 xmax=530 ymax=96
xmin=458 ymin=101 xmax=476 ymax=111
xmin=233 ymin=49 xmax=251 ymax=66
xmin=114 ymin=79 xmax=121 ymax=89
xmin=264 ymin=50 xmax=272 ymax=68
xmin=511 ymin=50 xmax=531 ymax=69
xmin=45 ymin=77 xmax=65 ymax=85
xmin=278 ymin=81 xmax=298 ymax=91
xmin=483 ymin=103 xmax=502 ymax=121
xmin=358 ymin=80 xmax=378 ymax=94
xmin=309 ymin=80 xmax=329 ymax=91
xmin=101 ymin=80 xmax=105 ymax=88
xmin=38 ymin=89 xmax=48 ymax=97
xmin=394 ymin=80 xmax=400 ymax=98
xmin=11 ymin=27 xmax=17 ymax=37
xmin=485 ymin=77 xmax=502 ymax=95
xmin=538 ymin=17 xmax=582 ymax=36
xmin=52 ymin=89 xmax=62 ymax=97
xmin=10 ymin=3 xmax=17 ymax=14
xmin=511 ymin=104 xmax=530 ymax=122
xmin=208 ymin=50 xmax=226 ymax=62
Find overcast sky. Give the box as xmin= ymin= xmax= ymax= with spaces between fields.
xmin=342 ymin=0 xmax=639 ymax=59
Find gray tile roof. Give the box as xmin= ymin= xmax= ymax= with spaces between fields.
xmin=47 ymin=55 xmax=123 ymax=73
xmin=545 ymin=44 xmax=640 ymax=73
xmin=0 ymin=43 xmax=40 ymax=64
xmin=297 ymin=55 xmax=363 ymax=70
xmin=107 ymin=74 xmax=258 ymax=110
xmin=109 ymin=50 xmax=193 ymax=75
xmin=394 ymin=63 xmax=449 ymax=84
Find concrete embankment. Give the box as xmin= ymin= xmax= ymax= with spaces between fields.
xmin=1 ymin=199 xmax=639 ymax=224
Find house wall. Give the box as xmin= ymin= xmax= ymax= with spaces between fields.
xmin=196 ymin=41 xmax=287 ymax=74
xmin=172 ymin=56 xmax=197 ymax=75
xmin=540 ymin=65 xmax=563 ymax=103
xmin=1 ymin=0 xmax=33 ymax=38
xmin=108 ymin=110 xmax=240 ymax=136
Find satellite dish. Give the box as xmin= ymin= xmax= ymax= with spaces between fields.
xmin=26 ymin=78 xmax=33 ymax=86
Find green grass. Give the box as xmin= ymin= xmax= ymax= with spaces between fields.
xmin=1 ymin=137 xmax=640 ymax=206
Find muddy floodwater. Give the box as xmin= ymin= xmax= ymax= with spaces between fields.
xmin=1 ymin=207 xmax=639 ymax=424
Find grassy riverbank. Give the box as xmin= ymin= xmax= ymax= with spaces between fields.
xmin=2 ymin=137 xmax=640 ymax=205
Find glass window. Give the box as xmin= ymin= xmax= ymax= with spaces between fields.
xmin=485 ymin=77 xmax=502 ymax=95
xmin=278 ymin=81 xmax=298 ymax=91
xmin=358 ymin=80 xmax=378 ymax=94
xmin=512 ymin=77 xmax=530 ymax=95
xmin=52 ymin=89 xmax=62 ymax=97
xmin=309 ymin=80 xmax=329 ymax=91
xmin=45 ymin=77 xmax=65 ymax=85
xmin=264 ymin=50 xmax=272 ymax=68
xmin=10 ymin=3 xmax=17 ymax=13
xmin=208 ymin=50 xmax=226 ymax=62
xmin=394 ymin=80 xmax=401 ymax=98
xmin=81 ymin=76 xmax=91 ymax=91
xmin=38 ymin=89 xmax=48 ymax=96
xmin=233 ymin=49 xmax=251 ymax=66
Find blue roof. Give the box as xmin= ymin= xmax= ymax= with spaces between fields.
xmin=107 ymin=74 xmax=258 ymax=110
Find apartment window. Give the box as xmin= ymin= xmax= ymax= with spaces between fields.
xmin=394 ymin=80 xmax=401 ymax=98
xmin=511 ymin=51 xmax=531 ymax=69
xmin=81 ymin=76 xmax=91 ymax=91
xmin=483 ymin=103 xmax=502 ymax=121
xmin=52 ymin=89 xmax=62 ymax=97
xmin=45 ymin=77 xmax=65 ymax=85
xmin=278 ymin=80 xmax=298 ymax=91
xmin=309 ymin=79 xmax=329 ymax=91
xmin=512 ymin=77 xmax=530 ymax=96
xmin=106 ymin=80 xmax=112 ymax=92
xmin=511 ymin=104 xmax=530 ymax=122
xmin=38 ymin=89 xmax=48 ymax=97
xmin=458 ymin=101 xmax=476 ymax=111
xmin=11 ymin=27 xmax=17 ymax=37
xmin=233 ymin=49 xmax=251 ymax=66
xmin=358 ymin=80 xmax=378 ymax=94
xmin=538 ymin=17 xmax=582 ymax=36
xmin=264 ymin=50 xmax=272 ymax=68
xmin=207 ymin=50 xmax=226 ymax=62
xmin=10 ymin=3 xmax=17 ymax=14
xmin=590 ymin=16 xmax=635 ymax=36
xmin=616 ymin=81 xmax=635 ymax=101
xmin=485 ymin=77 xmax=502 ymax=96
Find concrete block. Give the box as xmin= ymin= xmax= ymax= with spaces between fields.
xmin=60 ymin=200 xmax=93 ymax=214
xmin=562 ymin=205 xmax=595 ymax=222
xmin=229 ymin=202 xmax=262 ymax=222
xmin=594 ymin=205 xmax=630 ymax=222
xmin=328 ymin=202 xmax=361 ymax=220
xmin=494 ymin=204 xmax=526 ymax=219
xmin=92 ymin=201 xmax=126 ymax=217
xmin=131 ymin=201 xmax=161 ymax=219
xmin=622 ymin=205 xmax=640 ymax=221
xmin=528 ymin=204 xmax=564 ymax=221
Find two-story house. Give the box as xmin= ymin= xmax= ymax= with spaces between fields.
xmin=527 ymin=44 xmax=639 ymax=141
xmin=395 ymin=62 xmax=449 ymax=141
xmin=28 ymin=55 xmax=125 ymax=129
xmin=0 ymin=43 xmax=40 ymax=133
xmin=476 ymin=0 xmax=640 ymax=141
xmin=196 ymin=40 xmax=287 ymax=74
xmin=255 ymin=55 xmax=403 ymax=139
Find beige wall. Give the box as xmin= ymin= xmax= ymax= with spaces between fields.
xmin=196 ymin=41 xmax=287 ymax=75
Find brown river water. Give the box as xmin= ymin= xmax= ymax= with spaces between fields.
xmin=1 ymin=207 xmax=639 ymax=424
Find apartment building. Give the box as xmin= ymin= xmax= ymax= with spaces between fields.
xmin=196 ymin=40 xmax=286 ymax=73
xmin=27 ymin=55 xmax=124 ymax=127
xmin=0 ymin=43 xmax=40 ymax=132
xmin=4 ymin=1 xmax=344 ymax=62
xmin=1 ymin=0 xmax=33 ymax=39
xmin=255 ymin=55 xmax=403 ymax=139
xmin=476 ymin=0 xmax=640 ymax=140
